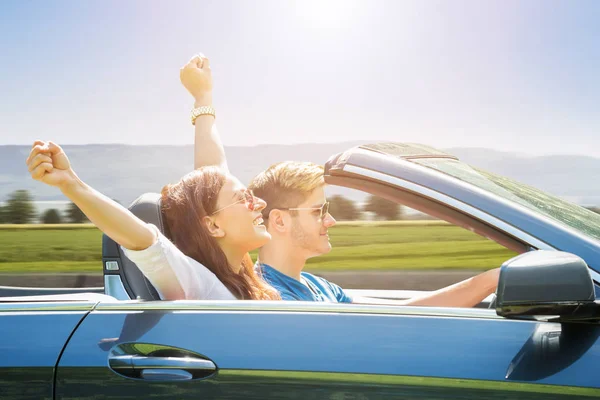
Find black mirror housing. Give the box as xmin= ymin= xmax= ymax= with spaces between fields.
xmin=496 ymin=251 xmax=596 ymax=318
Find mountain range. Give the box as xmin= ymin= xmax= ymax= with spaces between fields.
xmin=2 ymin=142 xmax=600 ymax=207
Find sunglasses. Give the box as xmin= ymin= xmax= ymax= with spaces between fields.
xmin=211 ymin=189 xmax=256 ymax=215
xmin=279 ymin=201 xmax=330 ymax=220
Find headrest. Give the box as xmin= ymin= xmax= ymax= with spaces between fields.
xmin=103 ymin=193 xmax=167 ymax=300
xmin=129 ymin=193 xmax=165 ymax=233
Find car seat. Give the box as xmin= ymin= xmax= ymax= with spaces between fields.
xmin=102 ymin=193 xmax=167 ymax=300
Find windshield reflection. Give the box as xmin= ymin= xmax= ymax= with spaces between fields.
xmin=414 ymin=158 xmax=600 ymax=242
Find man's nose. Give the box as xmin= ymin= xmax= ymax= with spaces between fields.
xmin=323 ymin=213 xmax=336 ymax=227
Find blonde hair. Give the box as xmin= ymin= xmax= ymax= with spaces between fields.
xmin=248 ymin=161 xmax=324 ymax=218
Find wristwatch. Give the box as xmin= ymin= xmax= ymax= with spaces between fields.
xmin=191 ymin=105 xmax=216 ymax=125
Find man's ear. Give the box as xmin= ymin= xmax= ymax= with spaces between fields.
xmin=267 ymin=209 xmax=289 ymax=233
xmin=202 ymin=216 xmax=225 ymax=238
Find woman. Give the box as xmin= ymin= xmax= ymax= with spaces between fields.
xmin=25 ymin=141 xmax=279 ymax=301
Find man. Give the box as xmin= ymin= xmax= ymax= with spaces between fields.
xmin=248 ymin=161 xmax=354 ymax=302
xmin=181 ymin=54 xmax=499 ymax=307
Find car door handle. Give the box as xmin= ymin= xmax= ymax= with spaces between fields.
xmin=123 ymin=355 xmax=216 ymax=370
xmin=109 ymin=354 xmax=216 ymax=381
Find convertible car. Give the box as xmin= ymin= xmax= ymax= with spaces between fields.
xmin=3 ymin=143 xmax=600 ymax=399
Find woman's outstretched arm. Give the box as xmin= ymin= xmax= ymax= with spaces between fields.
xmin=180 ymin=54 xmax=228 ymax=171
xmin=26 ymin=141 xmax=156 ymax=251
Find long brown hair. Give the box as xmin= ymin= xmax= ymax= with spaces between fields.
xmin=160 ymin=166 xmax=280 ymax=300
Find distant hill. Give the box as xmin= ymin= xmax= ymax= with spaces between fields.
xmin=2 ymin=142 xmax=600 ymax=207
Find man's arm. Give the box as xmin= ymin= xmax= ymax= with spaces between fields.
xmin=352 ymin=268 xmax=500 ymax=308
xmin=179 ymin=54 xmax=228 ymax=171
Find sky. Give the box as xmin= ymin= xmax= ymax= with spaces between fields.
xmin=1 ymin=0 xmax=599 ymax=155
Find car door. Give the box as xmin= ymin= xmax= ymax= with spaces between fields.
xmin=0 ymin=300 xmax=95 ymax=400
xmin=55 ymin=301 xmax=600 ymax=399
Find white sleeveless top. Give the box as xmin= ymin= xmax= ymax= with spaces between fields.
xmin=122 ymin=224 xmax=237 ymax=300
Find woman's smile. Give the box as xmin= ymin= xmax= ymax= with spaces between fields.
xmin=253 ymin=215 xmax=265 ymax=227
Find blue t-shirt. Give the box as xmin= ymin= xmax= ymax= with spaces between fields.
xmin=256 ymin=263 xmax=353 ymax=303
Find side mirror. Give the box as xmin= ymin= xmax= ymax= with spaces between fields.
xmin=496 ymin=251 xmax=596 ymax=319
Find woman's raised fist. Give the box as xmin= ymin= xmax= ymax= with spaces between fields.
xmin=180 ymin=53 xmax=213 ymax=104
xmin=26 ymin=140 xmax=76 ymax=189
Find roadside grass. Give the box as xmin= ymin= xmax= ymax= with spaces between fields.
xmin=0 ymin=223 xmax=97 ymax=230
xmin=0 ymin=222 xmax=517 ymax=274
xmin=304 ymin=241 xmax=515 ymax=271
xmin=0 ymin=261 xmax=101 ymax=273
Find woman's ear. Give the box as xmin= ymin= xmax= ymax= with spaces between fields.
xmin=202 ymin=216 xmax=225 ymax=238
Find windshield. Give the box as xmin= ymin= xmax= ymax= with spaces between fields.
xmin=413 ymin=158 xmax=600 ymax=242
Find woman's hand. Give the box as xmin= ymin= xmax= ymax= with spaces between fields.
xmin=26 ymin=140 xmax=77 ymax=190
xmin=180 ymin=53 xmax=213 ymax=106
xmin=26 ymin=140 xmax=155 ymax=251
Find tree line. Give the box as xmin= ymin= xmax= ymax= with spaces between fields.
xmin=4 ymin=189 xmax=600 ymax=224
xmin=0 ymin=190 xmax=87 ymax=224
xmin=328 ymin=194 xmax=403 ymax=220
xmin=1 ymin=189 xmax=406 ymax=224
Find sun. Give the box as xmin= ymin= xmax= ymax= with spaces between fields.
xmin=293 ymin=0 xmax=362 ymax=29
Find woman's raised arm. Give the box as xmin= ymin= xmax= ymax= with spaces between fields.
xmin=26 ymin=141 xmax=156 ymax=251
xmin=180 ymin=54 xmax=228 ymax=172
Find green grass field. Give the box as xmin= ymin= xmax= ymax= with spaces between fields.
xmin=0 ymin=222 xmax=517 ymax=273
